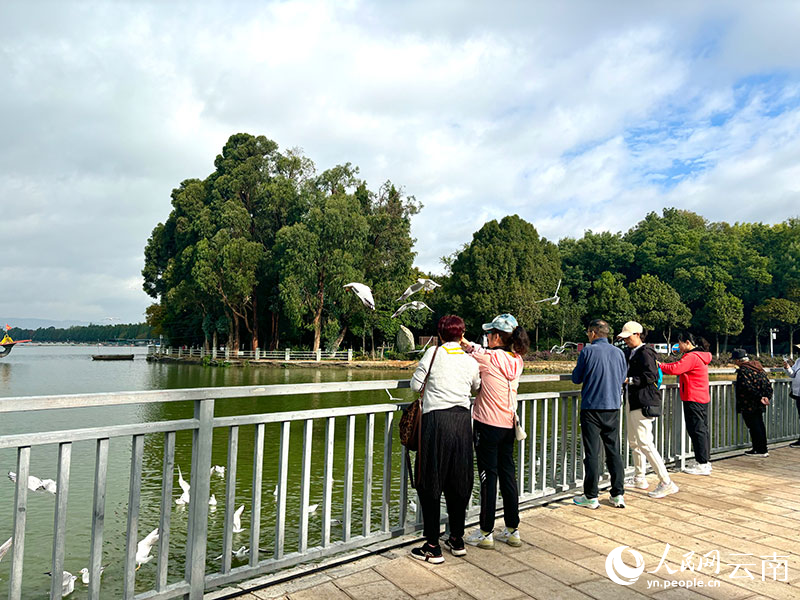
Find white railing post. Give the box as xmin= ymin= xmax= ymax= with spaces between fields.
xmin=255 ymin=347 xmax=260 ymax=360
xmin=186 ymin=398 xmax=215 ymax=599
xmin=285 ymin=348 xmax=291 ymax=361
xmin=225 ymin=347 xmax=230 ymax=360
xmin=347 ymin=348 xmax=353 ymax=362
xmin=316 ymin=348 xmax=321 ymax=362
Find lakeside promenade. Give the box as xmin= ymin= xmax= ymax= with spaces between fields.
xmin=220 ymin=445 xmax=800 ymax=600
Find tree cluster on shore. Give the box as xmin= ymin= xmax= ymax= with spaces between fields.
xmin=143 ymin=133 xmax=800 ymax=356
xmin=7 ymin=323 xmax=153 ymax=343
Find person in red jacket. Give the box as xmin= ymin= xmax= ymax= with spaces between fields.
xmin=659 ymin=331 xmax=713 ymax=475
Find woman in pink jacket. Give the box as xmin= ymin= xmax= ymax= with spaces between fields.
xmin=460 ymin=313 xmax=528 ymax=549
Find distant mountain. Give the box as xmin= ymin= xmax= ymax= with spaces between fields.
xmin=1 ymin=318 xmax=91 ymax=330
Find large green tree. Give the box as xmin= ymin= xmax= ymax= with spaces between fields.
xmin=629 ymin=274 xmax=691 ymax=346
xmin=445 ymin=215 xmax=561 ymax=336
xmin=586 ymin=271 xmax=636 ymax=334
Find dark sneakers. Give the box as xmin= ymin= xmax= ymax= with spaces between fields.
xmin=744 ymin=449 xmax=769 ymax=457
xmin=444 ymin=536 xmax=467 ymax=556
xmin=789 ymin=440 xmax=800 ymax=448
xmin=411 ymin=542 xmax=445 ymax=564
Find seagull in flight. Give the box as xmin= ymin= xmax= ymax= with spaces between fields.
xmin=232 ymin=505 xmax=245 ymax=533
xmin=550 ymin=341 xmax=578 ymax=354
xmin=8 ymin=471 xmax=56 ymax=494
xmin=391 ymin=301 xmax=432 ymax=319
xmin=397 ymin=278 xmax=440 ymax=302
xmin=136 ymin=528 xmax=159 ymax=570
xmin=0 ymin=537 xmax=11 ymax=563
xmin=534 ymin=279 xmax=562 ymax=305
xmin=343 ymin=283 xmax=375 ymax=310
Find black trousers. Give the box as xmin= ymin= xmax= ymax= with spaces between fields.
xmin=742 ymin=410 xmax=768 ymax=454
xmin=794 ymin=395 xmax=800 ymax=441
xmin=580 ymin=409 xmax=625 ymax=499
xmin=474 ymin=420 xmax=519 ymax=532
xmin=417 ymin=407 xmax=473 ymax=545
xmin=683 ymin=401 xmax=710 ymax=464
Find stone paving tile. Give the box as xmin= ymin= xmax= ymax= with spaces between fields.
xmin=435 ymin=561 xmax=526 ymax=599
xmin=332 ymin=567 xmax=384 ymax=588
xmin=375 ymin=556 xmax=453 ymax=596
xmin=416 ymin=588 xmax=477 ymax=600
xmin=232 ymin=448 xmax=800 ymax=600
xmin=461 ymin=547 xmax=528 ymax=576
xmin=344 ymin=579 xmax=412 ymax=600
xmin=289 ymin=581 xmax=351 ymax=600
xmin=501 ymin=568 xmax=596 ymax=600
xmin=251 ymin=573 xmax=333 ymax=599
xmin=513 ymin=547 xmax=598 ymax=585
xmin=574 ymin=578 xmax=651 ymax=599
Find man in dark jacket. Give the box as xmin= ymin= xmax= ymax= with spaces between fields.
xmin=619 ymin=321 xmax=678 ymax=499
xmin=732 ymin=348 xmax=772 ymax=457
xmin=572 ymin=319 xmax=627 ymax=509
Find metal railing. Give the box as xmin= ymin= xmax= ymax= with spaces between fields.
xmin=147 ymin=347 xmax=352 ymax=362
xmin=0 ymin=375 xmax=797 ymax=599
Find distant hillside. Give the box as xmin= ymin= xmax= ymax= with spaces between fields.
xmin=1 ymin=318 xmax=91 ymax=329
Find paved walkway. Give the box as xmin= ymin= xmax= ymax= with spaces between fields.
xmin=229 ymin=445 xmax=800 ymax=600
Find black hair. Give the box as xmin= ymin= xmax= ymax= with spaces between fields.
xmin=639 ymin=330 xmax=649 ymax=342
xmin=493 ymin=326 xmax=530 ymax=356
xmin=588 ymin=319 xmax=610 ymax=338
xmin=676 ymin=330 xmax=710 ymax=351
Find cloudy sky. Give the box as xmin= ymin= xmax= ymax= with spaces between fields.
xmin=1 ymin=1 xmax=799 ymax=324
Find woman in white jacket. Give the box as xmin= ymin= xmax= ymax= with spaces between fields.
xmin=783 ymin=344 xmax=800 ymax=448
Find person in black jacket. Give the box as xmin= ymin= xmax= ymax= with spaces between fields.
xmin=618 ymin=322 xmax=678 ymax=499
xmin=732 ymin=349 xmax=772 ymax=457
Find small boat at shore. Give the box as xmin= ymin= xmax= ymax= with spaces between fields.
xmin=92 ymin=354 xmax=134 ymax=361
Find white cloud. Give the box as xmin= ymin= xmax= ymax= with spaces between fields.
xmin=0 ymin=0 xmax=799 ymax=320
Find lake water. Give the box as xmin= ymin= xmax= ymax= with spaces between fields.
xmin=0 ymin=345 xmax=420 ymax=599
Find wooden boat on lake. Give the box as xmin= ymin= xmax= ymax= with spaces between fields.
xmin=92 ymin=354 xmax=134 ymax=361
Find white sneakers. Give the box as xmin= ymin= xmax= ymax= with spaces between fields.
xmin=683 ymin=463 xmax=712 ymax=476
xmin=624 ymin=476 xmax=649 ymax=490
xmin=465 ymin=527 xmax=521 ymax=548
xmin=495 ymin=527 xmax=522 ymax=547
xmin=648 ymin=481 xmax=679 ymax=498
xmin=465 ymin=529 xmax=494 ymax=549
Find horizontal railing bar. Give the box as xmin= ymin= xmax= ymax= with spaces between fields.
xmin=213 ymin=403 xmax=404 ymax=428
xmin=0 ymin=419 xmax=198 ymax=449
xmin=133 ymin=581 xmax=191 ymax=600
xmin=0 ymin=380 xmax=413 ymax=413
xmin=0 ymin=369 xmax=787 ymax=414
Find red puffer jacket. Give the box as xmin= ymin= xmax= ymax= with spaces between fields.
xmin=659 ymin=349 xmax=713 ymax=404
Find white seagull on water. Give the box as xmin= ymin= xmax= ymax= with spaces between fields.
xmin=210 ymin=465 xmax=225 ymax=478
xmin=44 ymin=570 xmax=77 ymax=597
xmin=391 ymin=301 xmax=432 ymax=319
xmin=78 ymin=566 xmax=105 ymax=585
xmin=534 ymin=279 xmax=562 ymax=305
xmin=343 ymin=283 xmax=376 ymax=310
xmin=397 ymin=278 xmax=440 ymax=302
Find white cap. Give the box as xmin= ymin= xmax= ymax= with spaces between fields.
xmin=617 ymin=321 xmax=643 ymax=339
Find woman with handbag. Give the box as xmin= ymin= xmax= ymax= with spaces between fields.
xmin=618 ymin=321 xmax=678 ymax=499
xmin=409 ymin=315 xmax=481 ymax=564
xmin=460 ymin=313 xmax=528 ymax=549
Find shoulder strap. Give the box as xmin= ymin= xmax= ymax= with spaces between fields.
xmin=419 ymin=345 xmax=441 ymax=406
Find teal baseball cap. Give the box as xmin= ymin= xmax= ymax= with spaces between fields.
xmin=482 ymin=313 xmax=518 ymax=333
